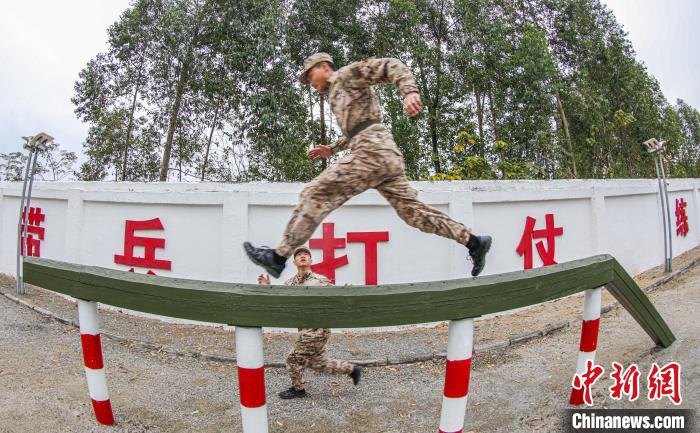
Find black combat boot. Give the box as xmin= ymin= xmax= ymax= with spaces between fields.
xmin=243 ymin=242 xmax=286 ymax=278
xmin=278 ymin=387 xmax=307 ymax=399
xmin=466 ymin=235 xmax=492 ymax=277
xmin=350 ymin=366 xmax=363 ymax=385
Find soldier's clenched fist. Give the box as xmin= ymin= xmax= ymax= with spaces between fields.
xmin=404 ymin=92 xmax=422 ymax=116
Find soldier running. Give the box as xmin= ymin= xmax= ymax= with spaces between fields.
xmin=244 ymin=52 xmax=492 ymax=278
xmin=258 ymin=246 xmax=361 ymax=399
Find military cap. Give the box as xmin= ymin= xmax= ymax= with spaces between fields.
xmin=299 ymin=52 xmax=334 ymax=84
xmin=293 ymin=246 xmax=312 ymax=258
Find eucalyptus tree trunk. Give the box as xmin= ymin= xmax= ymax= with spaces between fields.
xmin=201 ymin=104 xmax=220 ymax=181
xmin=122 ymin=56 xmax=144 ymax=181
xmin=475 ymin=89 xmax=485 ymax=157
xmin=555 ymin=91 xmax=577 ymax=178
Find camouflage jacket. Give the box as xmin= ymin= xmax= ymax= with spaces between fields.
xmin=326 ymin=57 xmax=419 ymax=153
xmin=284 ymin=271 xmax=332 ymax=287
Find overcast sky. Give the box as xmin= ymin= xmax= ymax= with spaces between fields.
xmin=0 ymin=0 xmax=698 ymax=157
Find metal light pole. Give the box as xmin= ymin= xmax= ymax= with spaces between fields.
xmin=644 ymin=138 xmax=673 ymax=272
xmin=16 ymin=132 xmax=53 ymax=295
xmin=658 ymin=150 xmax=673 ymax=272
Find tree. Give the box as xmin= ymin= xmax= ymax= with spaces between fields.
xmin=73 ymin=0 xmax=162 ymax=181
xmin=0 ymin=152 xmax=28 ymax=181
xmin=72 ymin=0 xmax=700 ymax=183
xmin=106 ymin=0 xmax=158 ymax=180
xmin=671 ymin=99 xmax=700 ymax=177
xmin=40 ymin=142 xmax=78 ymax=181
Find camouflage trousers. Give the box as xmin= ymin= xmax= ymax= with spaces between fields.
xmin=276 ymin=126 xmax=472 ymax=257
xmin=287 ymin=327 xmax=354 ymax=390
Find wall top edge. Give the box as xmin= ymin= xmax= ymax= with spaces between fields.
xmin=1 ymin=178 xmax=698 ymax=196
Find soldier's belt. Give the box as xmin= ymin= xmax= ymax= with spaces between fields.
xmin=347 ymin=120 xmax=381 ymax=142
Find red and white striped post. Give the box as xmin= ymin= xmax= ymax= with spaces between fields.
xmin=235 ymin=326 xmax=268 ymax=433
xmin=438 ymin=318 xmax=474 ymax=433
xmin=569 ymin=287 xmax=602 ymax=405
xmin=77 ymin=299 xmax=115 ymax=425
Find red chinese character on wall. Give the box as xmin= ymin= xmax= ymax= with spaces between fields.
xmin=309 ymin=222 xmax=389 ymax=285
xmin=609 ymin=362 xmax=641 ymax=402
xmin=347 ymin=231 xmax=389 ymax=285
xmin=516 ymin=213 xmax=564 ymax=269
xmin=675 ymin=198 xmax=689 ymax=237
xmin=571 ymin=360 xmax=605 ymax=406
xmin=114 ymin=218 xmax=172 ymax=275
xmin=647 ymin=362 xmax=682 ymax=405
xmin=310 ymin=222 xmax=349 ymax=284
xmin=21 ymin=207 xmax=45 ymax=257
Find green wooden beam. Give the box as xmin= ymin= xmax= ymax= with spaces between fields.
xmin=607 ymin=263 xmax=675 ymax=348
xmin=23 ymin=255 xmax=675 ymax=347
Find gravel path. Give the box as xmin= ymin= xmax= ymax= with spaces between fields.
xmin=1 ymin=257 xmax=698 ymax=432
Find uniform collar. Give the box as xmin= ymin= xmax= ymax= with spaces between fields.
xmin=328 ymin=71 xmax=338 ymax=84
xmin=293 ymin=270 xmax=313 ymax=284
xmin=324 ymin=71 xmax=339 ymax=93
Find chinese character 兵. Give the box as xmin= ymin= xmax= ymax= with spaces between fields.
xmin=114 ymin=218 xmax=172 ymax=275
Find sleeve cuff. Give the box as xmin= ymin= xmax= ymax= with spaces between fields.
xmin=399 ymin=84 xmax=419 ymax=98
xmin=329 ymin=137 xmax=349 ymax=154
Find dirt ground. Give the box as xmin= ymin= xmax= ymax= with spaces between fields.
xmin=0 ymin=254 xmax=698 ymax=432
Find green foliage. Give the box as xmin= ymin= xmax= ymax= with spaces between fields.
xmin=498 ymin=160 xmax=545 ymax=179
xmin=428 ymin=155 xmax=496 ymax=181
xmin=0 ymin=152 xmax=28 ymax=181
xmin=40 ymin=142 xmax=78 ymax=181
xmin=1 ymin=142 xmax=77 ymax=182
xmin=72 ymin=0 xmax=700 ymax=183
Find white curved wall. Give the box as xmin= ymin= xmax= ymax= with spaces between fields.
xmin=1 ymin=179 xmax=698 ymax=285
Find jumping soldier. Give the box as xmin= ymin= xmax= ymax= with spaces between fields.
xmin=244 ymin=52 xmax=492 ymax=279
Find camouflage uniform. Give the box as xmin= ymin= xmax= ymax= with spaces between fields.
xmin=276 ymin=56 xmax=471 ymax=257
xmin=284 ymin=271 xmax=354 ymax=390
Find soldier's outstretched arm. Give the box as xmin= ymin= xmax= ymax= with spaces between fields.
xmin=342 ymin=58 xmax=419 ymax=97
